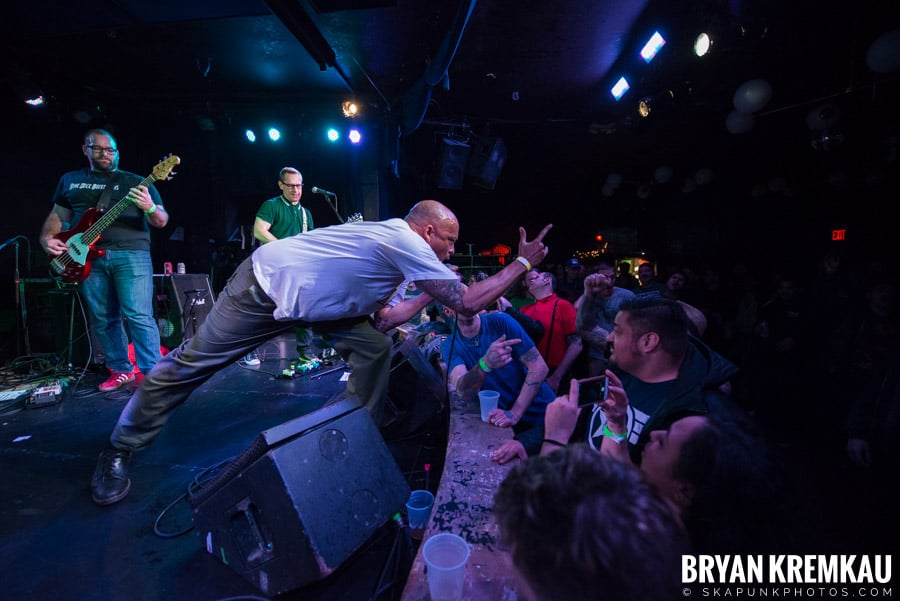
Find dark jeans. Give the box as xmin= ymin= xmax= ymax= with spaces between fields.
xmin=110 ymin=257 xmax=393 ymax=451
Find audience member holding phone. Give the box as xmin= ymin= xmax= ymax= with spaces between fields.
xmin=492 ymin=295 xmax=737 ymax=465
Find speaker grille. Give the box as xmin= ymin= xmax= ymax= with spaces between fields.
xmin=153 ymin=274 xmax=215 ymax=348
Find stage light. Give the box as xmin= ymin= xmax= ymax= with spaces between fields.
xmin=638 ymin=97 xmax=652 ymax=118
xmin=326 ymin=128 xmax=340 ymax=142
xmin=24 ymin=95 xmax=46 ymax=107
xmin=638 ymin=89 xmax=675 ymax=118
xmin=267 ymin=127 xmax=281 ymax=142
xmin=342 ymin=100 xmax=360 ymax=118
xmin=245 ymin=129 xmax=257 ymax=143
xmin=640 ymin=31 xmax=666 ymax=63
xmin=694 ymin=32 xmax=713 ymax=57
xmin=348 ymin=128 xmax=362 ymax=144
xmin=610 ymin=77 xmax=630 ymax=101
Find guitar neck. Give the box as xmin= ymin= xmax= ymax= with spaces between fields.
xmin=81 ymin=173 xmax=159 ymax=243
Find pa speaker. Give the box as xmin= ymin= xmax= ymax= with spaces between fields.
xmin=466 ymin=136 xmax=507 ymax=190
xmin=189 ymin=398 xmax=409 ymax=596
xmin=153 ymin=274 xmax=215 ymax=348
xmin=436 ymin=137 xmax=471 ymax=190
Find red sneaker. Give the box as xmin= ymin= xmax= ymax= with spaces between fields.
xmin=99 ymin=371 xmax=136 ymax=392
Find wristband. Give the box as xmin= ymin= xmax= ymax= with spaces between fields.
xmin=602 ymin=422 xmax=628 ymax=443
xmin=478 ymin=357 xmax=492 ymax=373
xmin=542 ymin=438 xmax=567 ymax=448
xmin=144 ymin=204 xmax=157 ymax=215
xmin=515 ymin=256 xmax=532 ymax=271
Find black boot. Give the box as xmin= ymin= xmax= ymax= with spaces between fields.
xmin=91 ymin=447 xmax=133 ymax=506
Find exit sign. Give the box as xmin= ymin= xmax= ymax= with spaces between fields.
xmin=832 ymin=228 xmax=847 ymax=241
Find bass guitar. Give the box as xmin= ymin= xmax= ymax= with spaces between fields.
xmin=49 ymin=155 xmax=180 ymax=283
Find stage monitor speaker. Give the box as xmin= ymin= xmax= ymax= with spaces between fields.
xmin=436 ymin=137 xmax=471 ymax=190
xmin=382 ymin=331 xmax=447 ymax=440
xmin=153 ymin=274 xmax=215 ymax=348
xmin=466 ymin=136 xmax=507 ymax=190
xmin=189 ymin=397 xmax=409 ymax=596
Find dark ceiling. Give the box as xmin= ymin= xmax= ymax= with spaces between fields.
xmin=2 ymin=0 xmax=900 ymax=261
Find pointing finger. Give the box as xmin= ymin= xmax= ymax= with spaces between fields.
xmin=532 ymin=223 xmax=553 ymax=243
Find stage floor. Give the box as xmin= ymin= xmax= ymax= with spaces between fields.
xmin=1 ymin=334 xmax=447 ymax=601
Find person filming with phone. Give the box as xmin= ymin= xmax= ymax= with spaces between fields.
xmin=492 ymin=295 xmax=738 ymax=465
xmin=550 ymin=295 xmax=737 ymax=460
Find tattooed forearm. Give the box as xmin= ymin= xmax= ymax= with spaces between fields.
xmin=520 ymin=346 xmax=541 ymax=364
xmin=418 ymin=279 xmax=467 ymax=312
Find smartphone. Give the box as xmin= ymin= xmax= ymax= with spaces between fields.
xmin=577 ymin=376 xmax=609 ymax=408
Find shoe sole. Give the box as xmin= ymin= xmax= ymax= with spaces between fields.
xmin=91 ymin=479 xmax=132 ymax=506
xmin=98 ymin=381 xmax=134 ymax=392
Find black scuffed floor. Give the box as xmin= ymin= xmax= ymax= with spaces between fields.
xmin=0 ymin=333 xmax=448 ymax=601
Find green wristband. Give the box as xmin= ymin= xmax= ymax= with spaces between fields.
xmin=144 ymin=204 xmax=157 ymax=215
xmin=602 ymin=422 xmax=628 ymax=443
xmin=478 ymin=357 xmax=492 ymax=373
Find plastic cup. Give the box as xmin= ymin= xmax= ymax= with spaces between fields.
xmin=406 ymin=489 xmax=435 ymax=540
xmin=422 ymin=532 xmax=470 ymax=601
xmin=478 ymin=390 xmax=499 ymax=422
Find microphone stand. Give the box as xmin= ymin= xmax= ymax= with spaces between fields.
xmin=1 ymin=235 xmax=29 ymax=356
xmin=321 ymin=193 xmax=345 ymax=223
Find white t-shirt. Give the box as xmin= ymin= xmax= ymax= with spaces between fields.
xmin=252 ymin=218 xmax=457 ymax=321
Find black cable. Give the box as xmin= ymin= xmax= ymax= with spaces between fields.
xmin=153 ymin=455 xmax=235 ymax=538
xmin=369 ymin=516 xmax=412 ymax=601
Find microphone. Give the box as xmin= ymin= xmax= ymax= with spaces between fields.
xmin=311 ymin=186 xmax=336 ymax=197
xmin=0 ymin=236 xmax=21 ymax=252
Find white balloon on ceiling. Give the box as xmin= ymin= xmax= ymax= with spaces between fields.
xmin=695 ymin=168 xmax=714 ymax=185
xmin=726 ymin=110 xmax=754 ymax=134
xmin=733 ymin=78 xmax=773 ymax=113
xmin=866 ymin=28 xmax=900 ymax=73
xmin=654 ymin=165 xmax=673 ymax=183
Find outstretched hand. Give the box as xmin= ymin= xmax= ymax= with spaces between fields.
xmin=517 ymin=224 xmax=553 ymax=267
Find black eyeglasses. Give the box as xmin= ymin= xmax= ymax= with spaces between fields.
xmin=87 ymin=145 xmax=118 ymax=156
xmin=280 ymin=182 xmax=303 ymax=189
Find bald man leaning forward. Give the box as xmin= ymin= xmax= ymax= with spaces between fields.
xmin=90 ymin=200 xmax=552 ymax=506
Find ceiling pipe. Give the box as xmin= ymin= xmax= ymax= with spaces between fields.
xmin=263 ymin=0 xmax=354 ymax=90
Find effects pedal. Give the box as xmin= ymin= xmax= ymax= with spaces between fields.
xmin=27 ymin=380 xmax=64 ymax=408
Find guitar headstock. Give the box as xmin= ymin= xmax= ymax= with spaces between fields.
xmin=152 ymin=154 xmax=181 ymax=182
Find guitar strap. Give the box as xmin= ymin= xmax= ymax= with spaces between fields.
xmin=95 ymin=172 xmax=123 ymax=212
xmin=543 ymin=299 xmax=559 ymax=359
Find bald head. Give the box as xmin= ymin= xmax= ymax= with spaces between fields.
xmin=405 ymin=200 xmax=459 ymax=261
xmin=405 ymin=200 xmax=458 ymax=227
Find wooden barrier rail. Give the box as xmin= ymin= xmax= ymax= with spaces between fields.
xmin=400 ymin=391 xmax=520 ymax=600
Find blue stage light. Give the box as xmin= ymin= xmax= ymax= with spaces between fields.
xmin=640 ymin=31 xmax=666 ymax=63
xmin=611 ymin=77 xmax=630 ymax=101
